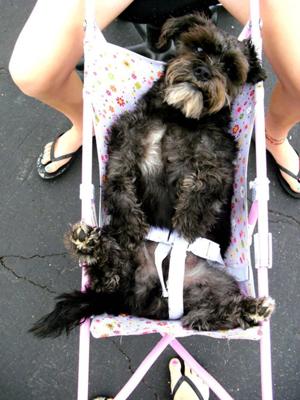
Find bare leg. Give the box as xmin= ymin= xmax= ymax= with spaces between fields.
xmin=9 ymin=0 xmax=134 ymax=173
xmin=220 ymin=0 xmax=300 ymax=193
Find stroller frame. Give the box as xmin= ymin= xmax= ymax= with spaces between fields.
xmin=78 ymin=1 xmax=273 ymax=399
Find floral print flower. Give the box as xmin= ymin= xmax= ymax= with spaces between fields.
xmin=116 ymin=96 xmax=125 ymax=107
xmin=232 ymin=124 xmax=239 ymax=134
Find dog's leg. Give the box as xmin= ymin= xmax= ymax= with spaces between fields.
xmin=172 ymin=171 xmax=232 ymax=242
xmin=182 ymin=294 xmax=275 ymax=331
xmin=181 ymin=261 xmax=274 ymax=331
xmin=104 ymin=154 xmax=149 ymax=250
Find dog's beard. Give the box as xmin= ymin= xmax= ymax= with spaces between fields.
xmin=164 ymin=59 xmax=231 ymax=118
xmin=164 ymin=83 xmax=204 ymax=119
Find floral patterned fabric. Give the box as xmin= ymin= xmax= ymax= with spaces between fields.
xmin=91 ymin=314 xmax=261 ymax=340
xmin=83 ymin=14 xmax=257 ymax=339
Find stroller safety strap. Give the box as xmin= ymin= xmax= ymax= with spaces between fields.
xmin=146 ymin=227 xmax=224 ymax=319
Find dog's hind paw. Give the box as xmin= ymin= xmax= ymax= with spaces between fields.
xmin=241 ymin=296 xmax=275 ymax=326
xmin=181 ymin=311 xmax=211 ymax=331
xmin=66 ymin=221 xmax=101 ymax=261
xmin=91 ymin=273 xmax=121 ymax=293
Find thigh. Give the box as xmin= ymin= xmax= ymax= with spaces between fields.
xmin=10 ymin=0 xmax=134 ymax=85
xmin=220 ymin=0 xmax=300 ymax=94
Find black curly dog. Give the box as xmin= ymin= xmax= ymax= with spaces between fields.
xmin=31 ymin=14 xmax=274 ymax=338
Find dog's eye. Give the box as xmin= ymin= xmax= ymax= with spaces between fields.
xmin=195 ymin=46 xmax=204 ymax=54
xmin=225 ymin=65 xmax=235 ymax=78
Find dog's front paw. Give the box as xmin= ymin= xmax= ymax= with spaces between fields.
xmin=65 ymin=221 xmax=101 ymax=262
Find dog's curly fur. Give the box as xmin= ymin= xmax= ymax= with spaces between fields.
xmin=30 ymin=14 xmax=274 ymax=338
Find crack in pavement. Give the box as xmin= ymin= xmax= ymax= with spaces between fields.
xmin=111 ymin=338 xmax=134 ymax=375
xmin=111 ymin=339 xmax=160 ymax=399
xmin=269 ymin=209 xmax=300 ymax=227
xmin=0 ymin=258 xmax=57 ymax=294
xmin=0 ymin=252 xmax=68 ymax=260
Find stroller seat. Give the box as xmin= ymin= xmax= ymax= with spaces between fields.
xmin=84 ymin=13 xmax=258 ymax=340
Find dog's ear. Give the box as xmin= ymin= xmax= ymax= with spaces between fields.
xmin=242 ymin=39 xmax=267 ymax=84
xmin=157 ymin=13 xmax=209 ymax=49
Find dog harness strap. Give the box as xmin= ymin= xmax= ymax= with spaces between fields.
xmin=154 ymin=243 xmax=171 ymax=298
xmin=146 ymin=227 xmax=225 ymax=320
xmin=146 ymin=227 xmax=177 ymax=298
xmin=188 ymin=238 xmax=224 ymax=265
xmin=168 ymin=236 xmax=189 ymax=319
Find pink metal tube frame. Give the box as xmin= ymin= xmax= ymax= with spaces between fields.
xmin=251 ymin=1 xmax=273 ymax=399
xmin=114 ymin=335 xmax=174 ymax=400
xmin=113 ymin=334 xmax=234 ymax=400
xmin=77 ymin=95 xmax=93 ymax=400
xmin=76 ymin=1 xmax=273 ymax=399
xmin=170 ymin=338 xmax=234 ymax=400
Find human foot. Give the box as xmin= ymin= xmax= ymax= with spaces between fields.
xmin=169 ymin=358 xmax=209 ymax=400
xmin=92 ymin=397 xmax=112 ymax=400
xmin=266 ymin=133 xmax=300 ymax=196
xmin=37 ymin=127 xmax=82 ymax=178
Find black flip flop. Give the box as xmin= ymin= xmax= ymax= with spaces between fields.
xmin=267 ymin=150 xmax=300 ymax=199
xmin=172 ymin=374 xmax=205 ymax=400
xmin=37 ymin=132 xmax=81 ymax=180
xmin=171 ymin=358 xmax=207 ymax=400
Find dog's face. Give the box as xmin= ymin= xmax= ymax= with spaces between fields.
xmin=158 ymin=14 xmax=266 ymax=119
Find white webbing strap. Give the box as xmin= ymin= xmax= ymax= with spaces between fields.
xmin=154 ymin=243 xmax=171 ymax=298
xmin=168 ymin=236 xmax=189 ymax=319
xmin=146 ymin=227 xmax=224 ymax=320
xmin=188 ymin=237 xmax=224 ymax=265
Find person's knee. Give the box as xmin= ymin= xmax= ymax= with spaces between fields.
xmin=279 ymin=79 xmax=300 ymax=107
xmin=9 ymin=54 xmax=61 ymax=98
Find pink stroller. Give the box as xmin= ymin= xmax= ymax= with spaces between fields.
xmin=78 ymin=0 xmax=273 ymax=398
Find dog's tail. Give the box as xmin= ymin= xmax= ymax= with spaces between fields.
xmin=29 ymin=289 xmax=123 ymax=338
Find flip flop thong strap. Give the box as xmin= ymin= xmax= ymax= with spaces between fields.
xmin=277 ymin=161 xmax=300 ymax=182
xmin=172 ymin=375 xmax=204 ymax=400
xmin=50 ymin=133 xmax=79 ymax=162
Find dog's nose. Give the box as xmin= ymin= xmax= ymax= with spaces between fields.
xmin=194 ymin=66 xmax=212 ymax=81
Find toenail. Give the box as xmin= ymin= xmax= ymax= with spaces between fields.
xmin=171 ymin=359 xmax=180 ymax=365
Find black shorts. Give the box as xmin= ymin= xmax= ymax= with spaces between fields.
xmin=120 ymin=0 xmax=219 ymax=26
